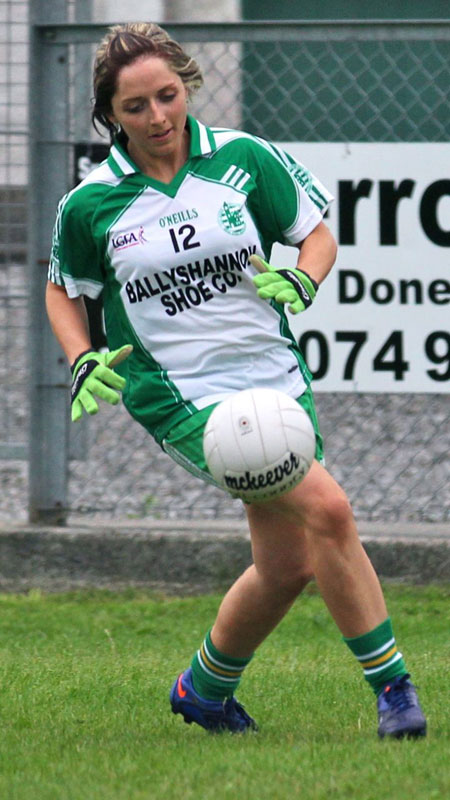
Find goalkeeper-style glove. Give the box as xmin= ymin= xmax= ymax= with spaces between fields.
xmin=70 ymin=344 xmax=133 ymax=422
xmin=249 ymin=254 xmax=318 ymax=314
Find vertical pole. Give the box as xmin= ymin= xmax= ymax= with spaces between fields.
xmin=68 ymin=0 xmax=93 ymax=462
xmin=28 ymin=0 xmax=70 ymax=524
xmin=74 ymin=0 xmax=92 ymax=142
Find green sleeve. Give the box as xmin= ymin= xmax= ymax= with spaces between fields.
xmin=48 ymin=184 xmax=107 ymax=299
xmin=223 ymin=136 xmax=332 ymax=256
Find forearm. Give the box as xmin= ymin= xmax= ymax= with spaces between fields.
xmin=294 ymin=221 xmax=337 ymax=286
xmin=45 ymin=281 xmax=92 ymax=365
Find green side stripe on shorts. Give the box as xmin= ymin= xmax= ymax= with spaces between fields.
xmin=162 ymin=386 xmax=324 ymax=488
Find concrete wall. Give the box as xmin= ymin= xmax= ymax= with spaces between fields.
xmin=1 ymin=520 xmax=449 ymax=594
xmin=93 ymin=0 xmax=163 ymax=21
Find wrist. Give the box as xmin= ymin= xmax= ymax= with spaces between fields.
xmin=294 ymin=268 xmax=319 ymax=293
xmin=70 ymin=349 xmax=96 ymax=375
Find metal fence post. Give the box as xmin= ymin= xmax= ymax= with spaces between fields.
xmin=74 ymin=0 xmax=93 ymax=142
xmin=68 ymin=0 xmax=93 ymax=462
xmin=27 ymin=0 xmax=70 ymax=524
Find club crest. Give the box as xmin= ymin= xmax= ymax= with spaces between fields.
xmin=218 ymin=202 xmax=246 ymax=235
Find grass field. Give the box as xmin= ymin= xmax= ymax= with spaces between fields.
xmin=0 ymin=584 xmax=448 ymax=800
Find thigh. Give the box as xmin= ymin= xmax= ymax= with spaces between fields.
xmin=249 ymin=459 xmax=353 ymax=536
xmin=161 ymin=386 xmax=324 ymax=488
xmin=245 ymin=499 xmax=313 ymax=581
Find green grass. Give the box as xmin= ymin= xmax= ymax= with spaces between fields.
xmin=0 ymin=584 xmax=448 ymax=799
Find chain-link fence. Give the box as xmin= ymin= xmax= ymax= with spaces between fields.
xmin=240 ymin=32 xmax=449 ymax=142
xmin=0 ymin=0 xmax=28 ymax=463
xmin=1 ymin=11 xmax=449 ymax=524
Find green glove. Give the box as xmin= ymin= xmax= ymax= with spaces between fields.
xmin=249 ymin=255 xmax=318 ymax=314
xmin=70 ymin=345 xmax=133 ymax=422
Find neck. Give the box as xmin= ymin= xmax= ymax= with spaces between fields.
xmin=128 ymin=129 xmax=190 ymax=184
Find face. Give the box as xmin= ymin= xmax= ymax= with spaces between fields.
xmin=109 ymin=55 xmax=188 ymax=167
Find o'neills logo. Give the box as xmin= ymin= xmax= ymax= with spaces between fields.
xmin=112 ymin=225 xmax=147 ymax=251
xmin=224 ymin=452 xmax=301 ymax=492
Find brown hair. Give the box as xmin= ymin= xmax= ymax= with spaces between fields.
xmin=92 ymin=22 xmax=204 ymax=141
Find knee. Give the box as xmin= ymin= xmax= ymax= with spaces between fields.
xmin=261 ymin=562 xmax=314 ymax=599
xmin=284 ymin=567 xmax=315 ymax=596
xmin=309 ymin=487 xmax=354 ymax=538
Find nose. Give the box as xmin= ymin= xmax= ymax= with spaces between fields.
xmin=148 ymin=100 xmax=166 ymax=126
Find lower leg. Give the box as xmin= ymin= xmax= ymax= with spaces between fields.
xmin=309 ymin=520 xmax=388 ymax=638
xmin=190 ymin=518 xmax=311 ymax=700
xmin=275 ymin=462 xmax=388 ymax=638
xmin=308 ymin=529 xmax=409 ymax=692
xmin=271 ymin=463 xmax=410 ymax=695
xmin=189 ymin=510 xmax=312 ymax=700
xmin=210 ymin=562 xmax=308 ymax=657
xmin=210 ymin=507 xmax=313 ymax=657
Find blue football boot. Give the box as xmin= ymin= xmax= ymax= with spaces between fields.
xmin=377 ymin=673 xmax=427 ymax=739
xmin=170 ymin=667 xmax=258 ymax=733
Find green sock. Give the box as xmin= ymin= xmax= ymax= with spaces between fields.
xmin=190 ymin=630 xmax=253 ymax=701
xmin=344 ymin=617 xmax=408 ymax=695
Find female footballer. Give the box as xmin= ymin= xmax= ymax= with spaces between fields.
xmin=45 ymin=22 xmax=426 ymax=739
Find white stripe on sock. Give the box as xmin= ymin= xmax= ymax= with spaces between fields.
xmin=357 ymin=637 xmax=396 ymax=662
xmin=363 ymin=651 xmax=403 ymax=676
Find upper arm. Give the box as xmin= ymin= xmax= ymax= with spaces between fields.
xmin=293 ymin=221 xmax=338 ymax=286
xmin=294 ymin=220 xmax=337 ymax=251
xmin=247 ymin=139 xmax=334 ymax=247
xmin=48 ymin=186 xmax=105 ymax=299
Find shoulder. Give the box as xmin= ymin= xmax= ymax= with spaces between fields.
xmin=211 ymin=127 xmax=282 ymax=163
xmin=209 ymin=127 xmax=333 ymax=215
xmin=58 ymin=161 xmax=122 ymax=222
xmin=208 ymin=128 xmax=301 ymax=189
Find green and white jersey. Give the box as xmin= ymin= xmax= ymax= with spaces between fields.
xmin=49 ymin=116 xmax=333 ymax=443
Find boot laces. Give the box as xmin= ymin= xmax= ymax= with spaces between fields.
xmin=383 ymin=675 xmax=416 ymax=712
xmin=223 ymin=697 xmax=257 ymax=730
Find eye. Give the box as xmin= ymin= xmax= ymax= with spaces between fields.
xmin=160 ymin=93 xmax=176 ymax=103
xmin=125 ymin=103 xmax=144 ymax=114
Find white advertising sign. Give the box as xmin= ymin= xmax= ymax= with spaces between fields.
xmin=273 ymin=143 xmax=450 ymax=393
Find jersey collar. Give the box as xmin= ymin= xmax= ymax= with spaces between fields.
xmin=107 ymin=115 xmax=217 ymax=177
xmin=187 ymin=115 xmax=217 ymax=157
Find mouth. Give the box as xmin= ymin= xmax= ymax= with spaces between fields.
xmin=149 ymin=128 xmax=172 ymax=141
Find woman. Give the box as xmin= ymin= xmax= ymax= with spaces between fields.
xmin=46 ymin=23 xmax=426 ymax=739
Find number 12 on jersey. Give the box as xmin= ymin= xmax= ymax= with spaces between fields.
xmin=168 ymin=224 xmax=201 ymax=253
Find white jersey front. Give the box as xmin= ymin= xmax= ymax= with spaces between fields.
xmin=49 ymin=116 xmax=333 ymax=442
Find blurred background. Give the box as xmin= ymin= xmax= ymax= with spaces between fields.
xmin=1 ymin=0 xmax=449 ymax=526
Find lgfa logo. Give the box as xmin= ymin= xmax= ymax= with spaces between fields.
xmin=112 ymin=225 xmax=147 ymax=251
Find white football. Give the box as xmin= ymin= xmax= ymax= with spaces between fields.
xmin=203 ymin=387 xmax=315 ymax=503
